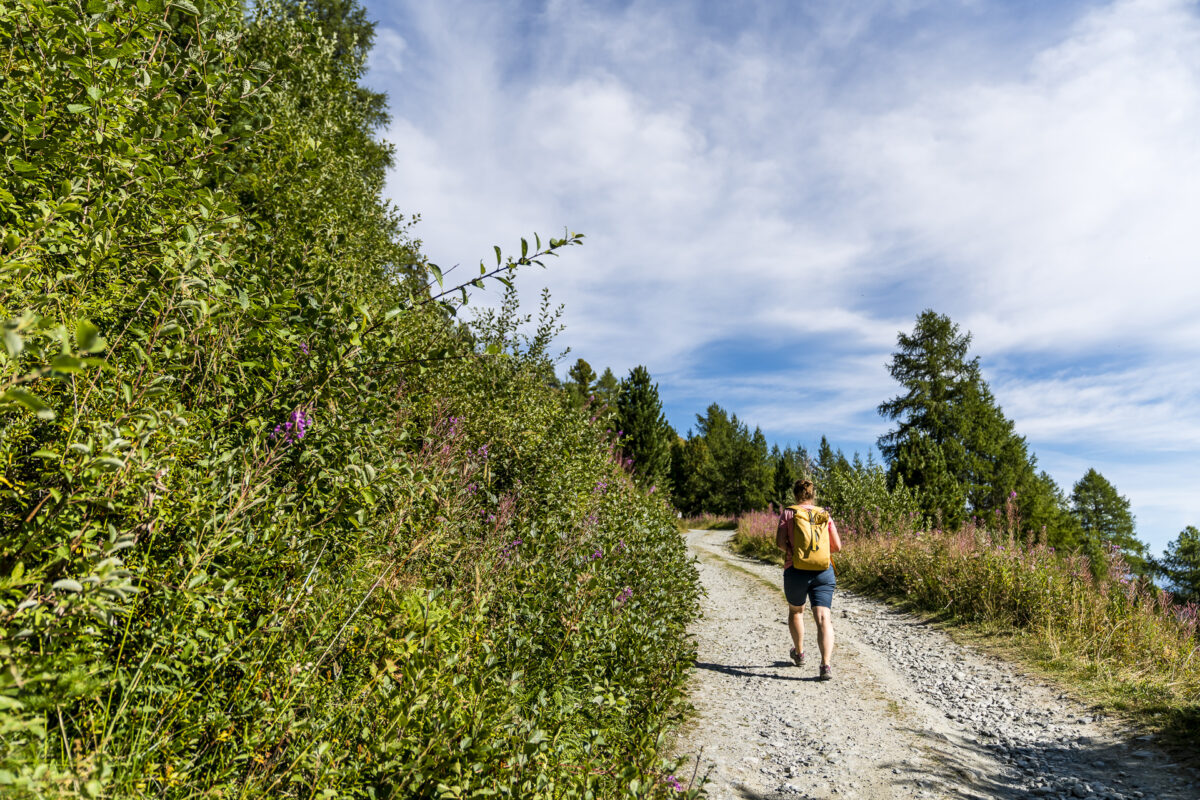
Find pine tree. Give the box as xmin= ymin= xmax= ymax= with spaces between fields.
xmin=1070 ymin=468 xmax=1147 ymax=574
xmin=567 ymin=358 xmax=596 ymax=394
xmin=772 ymin=446 xmax=796 ymax=508
xmin=563 ymin=358 xmax=597 ymax=407
xmin=1022 ymin=471 xmax=1084 ymax=549
xmin=878 ymin=310 xmax=1044 ymax=532
xmin=595 ymin=367 xmax=619 ymax=407
xmin=670 ymin=435 xmax=717 ymax=514
xmin=1156 ymin=526 xmax=1200 ymax=604
xmin=615 ymin=366 xmax=674 ymax=490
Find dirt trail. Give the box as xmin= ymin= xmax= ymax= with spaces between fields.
xmin=676 ymin=529 xmax=1198 ymax=800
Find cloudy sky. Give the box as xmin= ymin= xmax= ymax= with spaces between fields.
xmin=361 ymin=0 xmax=1200 ymax=555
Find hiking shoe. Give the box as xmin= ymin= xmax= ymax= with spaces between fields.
xmin=819 ymin=664 xmax=833 ymax=681
xmin=790 ymin=647 xmax=805 ymax=667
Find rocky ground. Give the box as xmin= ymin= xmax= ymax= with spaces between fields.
xmin=674 ymin=529 xmax=1198 ymax=800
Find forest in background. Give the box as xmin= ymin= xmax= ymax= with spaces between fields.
xmin=566 ymin=312 xmax=1199 ymax=599
xmin=0 ymin=1 xmax=700 ymax=797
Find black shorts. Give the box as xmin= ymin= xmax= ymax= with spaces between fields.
xmin=783 ymin=566 xmax=836 ymax=608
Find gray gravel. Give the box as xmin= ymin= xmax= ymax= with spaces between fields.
xmin=674 ymin=530 xmax=1198 ymax=800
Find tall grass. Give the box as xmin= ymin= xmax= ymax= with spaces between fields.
xmin=727 ymin=505 xmax=1200 ymax=748
xmin=678 ymin=513 xmax=738 ymax=531
xmin=729 ymin=510 xmax=782 ymax=564
xmin=836 ymin=523 xmax=1200 ymax=747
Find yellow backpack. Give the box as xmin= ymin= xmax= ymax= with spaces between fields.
xmin=788 ymin=505 xmax=831 ymax=571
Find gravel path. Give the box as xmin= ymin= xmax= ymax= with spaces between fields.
xmin=676 ymin=529 xmax=1198 ymax=800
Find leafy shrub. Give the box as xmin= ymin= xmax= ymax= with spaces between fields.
xmin=0 ymin=2 xmax=700 ymax=797
xmin=820 ymin=462 xmax=919 ymax=538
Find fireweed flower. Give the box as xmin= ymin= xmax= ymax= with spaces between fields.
xmin=500 ymin=537 xmax=524 ymax=562
xmin=270 ymin=407 xmax=313 ymax=445
xmin=590 ymin=547 xmax=603 ymax=560
xmin=616 ymin=586 xmax=633 ymax=605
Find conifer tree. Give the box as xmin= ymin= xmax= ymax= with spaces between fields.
xmin=1071 ymin=468 xmax=1147 ymax=574
xmin=878 ymin=310 xmax=1069 ymax=536
xmin=595 ymin=367 xmax=620 ymax=407
xmin=772 ymin=446 xmax=796 ymax=508
xmin=1156 ymin=526 xmax=1200 ymax=604
xmin=616 ymin=366 xmax=674 ymax=490
xmin=563 ymin=358 xmax=597 ymax=407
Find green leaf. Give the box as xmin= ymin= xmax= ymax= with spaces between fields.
xmin=52 ymin=579 xmax=84 ymax=593
xmin=30 ymin=449 xmax=58 ymax=459
xmin=428 ymin=262 xmax=443 ymax=288
xmin=3 ymin=328 xmax=22 ymax=357
xmin=76 ymin=319 xmax=106 ymax=352
xmin=96 ymin=456 xmax=126 ymax=471
xmin=66 ymin=103 xmax=90 ymax=114
xmin=494 ymin=245 xmax=502 ymax=266
xmin=86 ymin=85 xmax=101 ymax=102
xmin=1 ymin=388 xmax=55 ymax=420
xmin=520 ymin=238 xmax=528 ymax=258
xmin=51 ymin=354 xmax=85 ymax=373
xmin=171 ymin=0 xmax=200 ymax=14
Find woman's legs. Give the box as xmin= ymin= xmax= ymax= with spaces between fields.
xmin=812 ymin=605 xmax=834 ymax=666
xmin=788 ymin=603 xmax=806 ymax=655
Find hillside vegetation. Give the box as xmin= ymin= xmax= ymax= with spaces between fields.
xmin=0 ymin=2 xmax=698 ymax=797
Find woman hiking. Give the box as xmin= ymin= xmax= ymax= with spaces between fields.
xmin=776 ymin=479 xmax=842 ymax=680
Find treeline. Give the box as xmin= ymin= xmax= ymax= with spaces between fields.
xmin=0 ymin=2 xmax=698 ymax=798
xmin=586 ymin=311 xmax=1199 ymax=597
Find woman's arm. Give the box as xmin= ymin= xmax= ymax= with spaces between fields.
xmin=828 ymin=516 xmax=843 ymax=553
xmin=776 ymin=509 xmax=792 ymax=553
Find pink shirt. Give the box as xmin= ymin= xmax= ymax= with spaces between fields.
xmin=775 ymin=504 xmax=842 ymax=570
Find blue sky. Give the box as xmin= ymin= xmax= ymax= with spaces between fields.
xmin=361 ymin=0 xmax=1200 ymax=556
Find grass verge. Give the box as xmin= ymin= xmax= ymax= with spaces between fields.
xmin=677 ymin=513 xmax=738 ymax=532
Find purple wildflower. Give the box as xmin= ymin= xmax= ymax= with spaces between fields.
xmin=299 ymin=341 xmax=310 ymax=355
xmin=590 ymin=547 xmax=603 ymax=560
xmin=616 ymin=586 xmax=633 ymax=605
xmin=1009 ymin=490 xmax=1017 ymax=499
xmin=269 ymin=407 xmax=313 ymax=446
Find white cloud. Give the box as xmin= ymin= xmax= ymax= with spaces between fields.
xmin=829 ymin=0 xmax=1200 ymax=354
xmin=368 ymin=27 xmax=407 ymax=75
xmin=368 ymin=0 xmax=1200 ymax=553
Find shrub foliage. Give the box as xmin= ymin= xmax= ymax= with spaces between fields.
xmin=0 ymin=2 xmax=699 ymax=797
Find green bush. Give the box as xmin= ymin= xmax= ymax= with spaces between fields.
xmin=0 ymin=2 xmax=700 ymax=796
